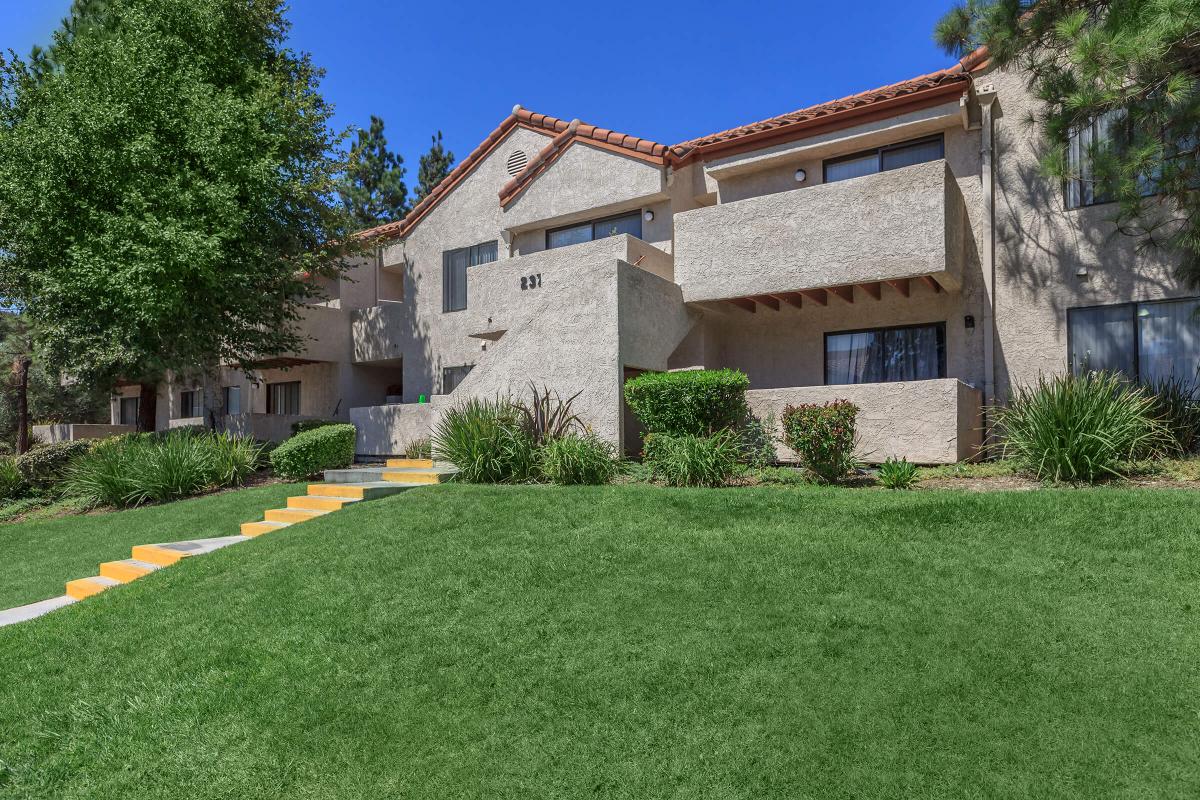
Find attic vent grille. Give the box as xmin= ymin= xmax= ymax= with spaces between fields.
xmin=505 ymin=150 xmax=529 ymax=177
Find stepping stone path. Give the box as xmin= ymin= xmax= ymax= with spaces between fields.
xmin=0 ymin=459 xmax=453 ymax=628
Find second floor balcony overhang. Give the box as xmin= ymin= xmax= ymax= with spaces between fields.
xmin=673 ymin=159 xmax=970 ymax=308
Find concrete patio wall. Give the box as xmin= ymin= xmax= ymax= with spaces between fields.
xmin=32 ymin=424 xmax=134 ymax=443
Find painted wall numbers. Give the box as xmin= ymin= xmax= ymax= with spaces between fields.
xmin=520 ymin=273 xmax=543 ymax=291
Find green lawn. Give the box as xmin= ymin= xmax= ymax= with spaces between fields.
xmin=0 ymin=483 xmax=1197 ymax=798
xmin=0 ymin=482 xmax=306 ymax=608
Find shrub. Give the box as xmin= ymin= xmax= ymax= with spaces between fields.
xmin=878 ymin=456 xmax=919 ymax=490
xmin=539 ymin=433 xmax=618 ymax=485
xmin=432 ymin=398 xmax=537 ymax=483
xmin=624 ymin=369 xmax=750 ymax=436
xmin=14 ymin=438 xmax=93 ymax=494
xmin=1144 ymin=374 xmax=1200 ymax=454
xmin=737 ymin=412 xmax=777 ymax=468
xmin=0 ymin=458 xmax=26 ymax=500
xmin=998 ymin=371 xmax=1170 ymax=482
xmin=209 ymin=434 xmax=266 ymax=486
xmin=271 ymin=423 xmax=357 ymax=480
xmin=643 ymin=430 xmax=742 ymax=487
xmin=291 ymin=419 xmax=341 ymax=436
xmin=403 ymin=436 xmax=433 ymax=460
xmin=782 ymin=401 xmax=861 ymax=484
xmin=517 ymin=382 xmax=584 ymax=446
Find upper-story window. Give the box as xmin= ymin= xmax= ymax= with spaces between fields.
xmin=546 ymin=211 xmax=641 ymax=250
xmin=822 ymin=135 xmax=945 ymax=184
xmin=1064 ymin=109 xmax=1166 ymax=209
xmin=442 ymin=240 xmax=498 ymax=313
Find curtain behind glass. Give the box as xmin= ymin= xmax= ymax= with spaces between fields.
xmin=1138 ymin=298 xmax=1200 ymax=383
xmin=594 ymin=213 xmax=641 ymax=240
xmin=824 ymin=153 xmax=878 ymax=184
xmin=547 ymin=223 xmax=591 ymax=250
xmin=880 ymin=138 xmax=944 ymax=172
xmin=883 ymin=325 xmax=943 ymax=381
xmin=1069 ymin=305 xmax=1136 ymax=376
xmin=826 ymin=331 xmax=883 ymax=384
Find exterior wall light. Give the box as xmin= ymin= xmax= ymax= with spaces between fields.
xmin=794 ymin=168 xmax=807 ymax=183
xmin=643 ymin=210 xmax=654 ymax=222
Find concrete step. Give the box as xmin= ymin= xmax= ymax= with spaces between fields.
xmin=288 ymin=494 xmax=358 ymax=511
xmin=385 ymin=458 xmax=434 ymax=469
xmin=240 ymin=520 xmax=290 ymax=537
xmin=65 ymin=576 xmax=120 ymax=600
xmin=264 ymin=507 xmax=329 ymax=524
xmin=309 ymin=480 xmax=431 ymax=498
xmin=99 ymin=559 xmax=160 ymax=584
xmin=132 ymin=536 xmax=248 ymax=566
xmin=323 ymin=466 xmax=456 ymax=484
xmin=0 ymin=595 xmax=76 ymax=627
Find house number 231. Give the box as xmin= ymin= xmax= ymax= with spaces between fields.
xmin=520 ymin=273 xmax=542 ymax=290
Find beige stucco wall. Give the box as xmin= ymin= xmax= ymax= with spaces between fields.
xmin=350 ymin=399 xmax=446 ymax=456
xmin=746 ymin=379 xmax=982 ymax=465
xmin=33 ymin=424 xmax=134 ymax=443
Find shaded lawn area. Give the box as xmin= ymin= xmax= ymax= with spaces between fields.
xmin=0 ymin=483 xmax=306 ymax=608
xmin=0 ymin=483 xmax=1197 ymax=798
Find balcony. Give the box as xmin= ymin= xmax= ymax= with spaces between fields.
xmin=673 ymin=160 xmax=967 ymax=305
xmin=351 ymin=302 xmax=406 ymax=364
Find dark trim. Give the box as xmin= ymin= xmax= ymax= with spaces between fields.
xmin=441 ymin=240 xmax=497 ymax=313
xmin=823 ymin=321 xmax=947 ymax=385
xmin=822 ymin=134 xmax=945 ymax=184
xmin=545 ymin=210 xmax=642 ymax=250
xmin=441 ymin=364 xmax=474 ymax=394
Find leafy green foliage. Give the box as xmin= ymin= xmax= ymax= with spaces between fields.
xmin=415 ymin=130 xmax=455 ymax=202
xmin=878 ymin=456 xmax=919 ymax=490
xmin=933 ymin=0 xmax=1200 ymax=286
xmin=623 ymin=369 xmax=750 ymax=437
xmin=0 ymin=0 xmax=358 ymax=387
xmin=517 ymin=382 xmax=584 ymax=447
xmin=539 ymin=433 xmax=619 ymax=485
xmin=290 ymin=419 xmax=341 ymax=436
xmin=14 ymin=438 xmax=93 ymax=494
xmin=0 ymin=457 xmax=26 ymax=500
xmin=338 ymin=115 xmax=408 ymax=229
xmin=432 ymin=398 xmax=537 ymax=483
xmin=782 ymin=401 xmax=861 ymax=485
xmin=643 ymin=430 xmax=742 ymax=488
xmin=1144 ymin=374 xmax=1200 ymax=453
xmin=997 ymin=371 xmax=1170 ymax=482
xmin=403 ymin=436 xmax=432 ymax=460
xmin=270 ymin=423 xmax=356 ymax=480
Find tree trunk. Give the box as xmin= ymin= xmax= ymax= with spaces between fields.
xmin=137 ymin=382 xmax=158 ymax=432
xmin=12 ymin=356 xmax=31 ymax=454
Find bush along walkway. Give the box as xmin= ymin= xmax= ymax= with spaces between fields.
xmin=0 ymin=458 xmax=454 ymax=627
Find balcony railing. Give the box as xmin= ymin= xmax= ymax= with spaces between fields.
xmin=351 ymin=302 xmax=406 ymax=364
xmin=673 ymin=160 xmax=967 ymax=303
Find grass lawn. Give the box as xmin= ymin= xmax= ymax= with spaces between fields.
xmin=0 ymin=482 xmax=306 ymax=609
xmin=0 ymin=483 xmax=1197 ymax=798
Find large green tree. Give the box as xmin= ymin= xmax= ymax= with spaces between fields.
xmin=934 ymin=0 xmax=1200 ymax=286
xmin=415 ymin=130 xmax=456 ymax=202
xmin=0 ymin=0 xmax=356 ymax=430
xmin=338 ymin=115 xmax=409 ymax=229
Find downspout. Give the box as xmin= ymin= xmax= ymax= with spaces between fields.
xmin=973 ymin=82 xmax=999 ymax=446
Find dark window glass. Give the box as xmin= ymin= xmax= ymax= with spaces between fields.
xmin=823 ymin=135 xmax=945 ymax=184
xmin=179 ymin=390 xmax=201 ymax=419
xmin=267 ymin=381 xmax=301 ymax=415
xmin=546 ymin=212 xmax=642 ymax=250
xmin=1068 ymin=304 xmax=1137 ymax=376
xmin=119 ymin=396 xmax=140 ymax=426
xmin=442 ymin=365 xmax=473 ymax=394
xmin=442 ymin=240 xmax=497 ymax=312
xmin=223 ymin=386 xmax=241 ymax=416
xmin=1069 ymin=298 xmax=1200 ymax=382
xmin=825 ymin=323 xmax=946 ymax=385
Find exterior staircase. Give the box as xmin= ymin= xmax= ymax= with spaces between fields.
xmin=46 ymin=458 xmax=453 ymax=607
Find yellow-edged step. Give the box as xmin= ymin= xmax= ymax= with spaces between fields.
xmin=288 ymin=494 xmax=355 ymax=512
xmin=99 ymin=559 xmax=155 ymax=584
xmin=382 ymin=470 xmax=442 ymax=484
xmin=241 ymin=520 xmax=289 ymax=537
xmin=131 ymin=544 xmax=188 ymax=567
xmin=65 ymin=576 xmax=118 ymax=600
xmin=264 ymin=507 xmax=328 ymax=524
xmin=386 ymin=458 xmax=434 ymax=469
xmin=310 ymin=483 xmax=368 ymax=500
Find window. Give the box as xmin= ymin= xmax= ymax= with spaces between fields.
xmin=442 ymin=240 xmax=498 ymax=312
xmin=267 ymin=381 xmax=301 ymax=415
xmin=179 ymin=389 xmax=201 ymax=418
xmin=223 ymin=385 xmax=241 ymax=416
xmin=118 ymin=396 xmax=140 ymax=426
xmin=825 ymin=322 xmax=946 ymax=385
xmin=546 ymin=211 xmax=642 ymax=250
xmin=1069 ymin=297 xmax=1200 ymax=382
xmin=823 ymin=135 xmax=945 ymax=184
xmin=442 ymin=365 xmax=473 ymax=394
xmin=1065 ymin=110 xmax=1122 ymax=209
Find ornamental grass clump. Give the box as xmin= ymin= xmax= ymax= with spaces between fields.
xmin=643 ymin=430 xmax=742 ymax=488
xmin=878 ymin=456 xmax=919 ymax=490
xmin=539 ymin=433 xmax=618 ymax=485
xmin=1144 ymin=374 xmax=1200 ymax=454
xmin=997 ymin=371 xmax=1170 ymax=482
xmin=782 ymin=400 xmax=861 ymax=484
xmin=432 ymin=398 xmax=538 ymax=483
xmin=0 ymin=458 xmax=26 ymax=501
xmin=403 ymin=436 xmax=432 ymax=460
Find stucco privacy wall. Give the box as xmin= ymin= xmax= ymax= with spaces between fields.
xmin=746 ymin=379 xmax=983 ymax=465
xmin=674 ymin=160 xmax=963 ymax=302
xmin=351 ymin=399 xmax=447 ymax=456
xmin=985 ymin=65 xmax=1189 ymax=400
xmin=32 ymin=424 xmax=134 ymax=443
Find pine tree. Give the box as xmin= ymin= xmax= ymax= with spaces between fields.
xmin=415 ymin=130 xmax=455 ymax=202
xmin=339 ymin=115 xmax=408 ymax=229
xmin=934 ymin=0 xmax=1200 ymax=286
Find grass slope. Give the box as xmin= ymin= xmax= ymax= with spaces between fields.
xmin=0 ymin=484 xmax=1197 ymax=799
xmin=0 ymin=483 xmax=306 ymax=608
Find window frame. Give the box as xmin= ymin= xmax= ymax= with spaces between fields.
xmin=1067 ymin=296 xmax=1200 ymax=381
xmin=821 ymin=134 xmax=945 ymax=184
xmin=545 ymin=210 xmax=643 ymax=251
xmin=823 ymin=321 xmax=948 ymax=386
xmin=118 ymin=396 xmax=140 ymax=426
xmin=442 ymin=240 xmax=497 ymax=313
xmin=441 ymin=364 xmax=474 ymax=394
xmin=179 ymin=389 xmax=201 ymax=419
xmin=266 ymin=380 xmax=301 ymax=415
xmin=223 ymin=385 xmax=241 ymax=416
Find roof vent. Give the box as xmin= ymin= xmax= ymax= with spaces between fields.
xmin=505 ymin=149 xmax=529 ymax=177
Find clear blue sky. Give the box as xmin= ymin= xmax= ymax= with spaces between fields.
xmin=6 ymin=1 xmax=956 ymax=178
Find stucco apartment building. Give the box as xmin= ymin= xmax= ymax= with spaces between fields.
xmin=93 ymin=49 xmax=1197 ymax=464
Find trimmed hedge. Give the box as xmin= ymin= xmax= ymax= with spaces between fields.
xmin=291 ymin=419 xmax=341 ymax=436
xmin=623 ymin=369 xmax=750 ymax=436
xmin=271 ymin=424 xmax=357 ymax=480
xmin=14 ymin=439 xmax=93 ymax=493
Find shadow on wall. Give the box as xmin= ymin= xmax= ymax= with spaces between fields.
xmin=351 ymin=257 xmax=435 ymax=404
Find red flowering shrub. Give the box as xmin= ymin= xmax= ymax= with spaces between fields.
xmin=781 ymin=400 xmax=860 ymax=484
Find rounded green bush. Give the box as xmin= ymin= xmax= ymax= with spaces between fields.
xmin=623 ymin=369 xmax=750 ymax=437
xmin=782 ymin=400 xmax=861 ymax=484
xmin=270 ymin=423 xmax=357 ymax=480
xmin=539 ymin=433 xmax=618 ymax=485
xmin=14 ymin=439 xmax=93 ymax=494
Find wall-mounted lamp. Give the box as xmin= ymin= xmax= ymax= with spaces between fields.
xmin=643 ymin=209 xmax=654 ymax=222
xmin=794 ymin=168 xmax=807 ymax=183
xmin=1075 ymin=265 xmax=1089 ymax=278
xmin=964 ymin=314 xmax=975 ymax=330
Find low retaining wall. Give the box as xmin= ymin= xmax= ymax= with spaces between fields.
xmin=221 ymin=414 xmax=327 ymax=443
xmin=32 ymin=424 xmax=134 ymax=443
xmin=746 ymin=378 xmax=983 ymax=465
xmin=350 ymin=401 xmax=446 ymax=457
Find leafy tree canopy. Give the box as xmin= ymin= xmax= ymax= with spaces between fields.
xmin=339 ymin=114 xmax=409 ymax=229
xmin=416 ymin=130 xmax=455 ymax=203
xmin=935 ymin=0 xmax=1200 ymax=286
xmin=0 ymin=0 xmax=357 ymax=387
